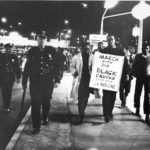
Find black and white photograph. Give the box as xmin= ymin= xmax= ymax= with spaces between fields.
xmin=0 ymin=0 xmax=150 ymax=149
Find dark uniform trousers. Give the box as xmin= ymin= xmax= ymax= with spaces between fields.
xmin=30 ymin=82 xmax=54 ymax=129
xmin=22 ymin=46 xmax=60 ymax=129
xmin=134 ymin=77 xmax=150 ymax=114
xmin=0 ymin=53 xmax=20 ymax=109
xmin=1 ymin=77 xmax=14 ymax=109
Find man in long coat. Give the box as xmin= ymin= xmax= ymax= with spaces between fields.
xmin=70 ymin=42 xmax=93 ymax=123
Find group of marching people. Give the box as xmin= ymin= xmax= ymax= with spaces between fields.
xmin=70 ymin=33 xmax=150 ymax=124
xmin=1 ymin=33 xmax=150 ymax=135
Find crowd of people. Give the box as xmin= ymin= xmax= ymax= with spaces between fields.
xmin=0 ymin=32 xmax=150 ymax=134
xmin=70 ymin=34 xmax=150 ymax=125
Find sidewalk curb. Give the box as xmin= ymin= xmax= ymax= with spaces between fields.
xmin=5 ymin=107 xmax=31 ymax=150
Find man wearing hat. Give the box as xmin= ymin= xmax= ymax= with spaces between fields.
xmin=0 ymin=43 xmax=20 ymax=113
xmin=22 ymin=33 xmax=61 ymax=134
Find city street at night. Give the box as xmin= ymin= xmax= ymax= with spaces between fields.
xmin=1 ymin=1 xmax=150 ymax=150
xmin=5 ymin=73 xmax=150 ymax=150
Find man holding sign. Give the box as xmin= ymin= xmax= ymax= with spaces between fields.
xmin=90 ymin=34 xmax=129 ymax=123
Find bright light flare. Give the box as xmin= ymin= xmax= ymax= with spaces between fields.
xmin=132 ymin=25 xmax=140 ymax=37
xmin=1 ymin=17 xmax=7 ymax=23
xmin=132 ymin=1 xmax=150 ymax=20
xmin=104 ymin=0 xmax=119 ymax=9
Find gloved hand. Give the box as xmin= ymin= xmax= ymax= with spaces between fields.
xmin=74 ymin=71 xmax=79 ymax=77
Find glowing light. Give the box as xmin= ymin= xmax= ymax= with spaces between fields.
xmin=1 ymin=17 xmax=7 ymax=23
xmin=104 ymin=0 xmax=119 ymax=9
xmin=18 ymin=22 xmax=22 ymax=26
xmin=67 ymin=29 xmax=72 ymax=34
xmin=132 ymin=1 xmax=150 ymax=20
xmin=64 ymin=20 xmax=69 ymax=25
xmin=9 ymin=31 xmax=21 ymax=38
xmin=81 ymin=3 xmax=88 ymax=9
xmin=132 ymin=25 xmax=140 ymax=37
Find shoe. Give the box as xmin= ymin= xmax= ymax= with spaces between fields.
xmin=104 ymin=115 xmax=110 ymax=123
xmin=109 ymin=113 xmax=113 ymax=120
xmin=135 ymin=108 xmax=140 ymax=116
xmin=78 ymin=113 xmax=85 ymax=124
xmin=121 ymin=103 xmax=126 ymax=108
xmin=32 ymin=128 xmax=40 ymax=134
xmin=3 ymin=108 xmax=10 ymax=113
xmin=42 ymin=119 xmax=49 ymax=126
xmin=145 ymin=114 xmax=150 ymax=124
xmin=78 ymin=116 xmax=84 ymax=124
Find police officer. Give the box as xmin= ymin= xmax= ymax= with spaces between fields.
xmin=22 ymin=33 xmax=60 ymax=134
xmin=0 ymin=43 xmax=20 ymax=113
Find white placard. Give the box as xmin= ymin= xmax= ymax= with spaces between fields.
xmin=89 ymin=52 xmax=124 ymax=91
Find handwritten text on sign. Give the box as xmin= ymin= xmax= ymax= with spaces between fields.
xmin=89 ymin=52 xmax=124 ymax=91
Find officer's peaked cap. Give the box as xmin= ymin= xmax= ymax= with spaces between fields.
xmin=4 ymin=43 xmax=13 ymax=48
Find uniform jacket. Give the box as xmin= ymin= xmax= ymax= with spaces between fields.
xmin=0 ymin=52 xmax=20 ymax=85
xmin=22 ymin=46 xmax=60 ymax=87
xmin=70 ymin=52 xmax=93 ymax=100
xmin=132 ymin=53 xmax=150 ymax=78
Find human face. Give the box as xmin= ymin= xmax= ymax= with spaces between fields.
xmin=37 ymin=36 xmax=47 ymax=49
xmin=5 ymin=47 xmax=12 ymax=54
xmin=143 ymin=45 xmax=150 ymax=56
xmin=98 ymin=42 xmax=103 ymax=49
xmin=107 ymin=35 xmax=116 ymax=47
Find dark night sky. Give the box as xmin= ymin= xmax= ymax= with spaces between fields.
xmin=0 ymin=1 xmax=150 ymax=42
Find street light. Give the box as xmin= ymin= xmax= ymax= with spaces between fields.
xmin=64 ymin=20 xmax=69 ymax=25
xmin=132 ymin=25 xmax=140 ymax=51
xmin=81 ymin=3 xmax=88 ymax=9
xmin=100 ymin=0 xmax=119 ymax=35
xmin=31 ymin=32 xmax=36 ymax=40
xmin=132 ymin=25 xmax=140 ymax=37
xmin=100 ymin=0 xmax=150 ymax=54
xmin=132 ymin=0 xmax=150 ymax=53
xmin=9 ymin=25 xmax=13 ymax=29
xmin=0 ymin=29 xmax=7 ymax=36
xmin=1 ymin=17 xmax=7 ymax=24
xmin=18 ymin=22 xmax=22 ymax=26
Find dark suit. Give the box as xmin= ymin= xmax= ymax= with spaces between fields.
xmin=132 ymin=53 xmax=150 ymax=114
xmin=22 ymin=46 xmax=60 ymax=129
xmin=100 ymin=47 xmax=128 ymax=119
xmin=0 ymin=52 xmax=20 ymax=109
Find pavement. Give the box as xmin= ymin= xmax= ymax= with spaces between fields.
xmin=5 ymin=73 xmax=150 ymax=150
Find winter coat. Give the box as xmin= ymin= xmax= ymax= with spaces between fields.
xmin=70 ymin=52 xmax=93 ymax=100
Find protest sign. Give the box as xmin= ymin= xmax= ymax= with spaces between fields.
xmin=89 ymin=52 xmax=124 ymax=91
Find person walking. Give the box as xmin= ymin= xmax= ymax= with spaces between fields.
xmin=70 ymin=42 xmax=93 ymax=123
xmin=132 ymin=43 xmax=150 ymax=124
xmin=119 ymin=47 xmax=131 ymax=108
xmin=100 ymin=34 xmax=129 ymax=123
xmin=0 ymin=43 xmax=20 ymax=113
xmin=22 ymin=33 xmax=60 ymax=134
